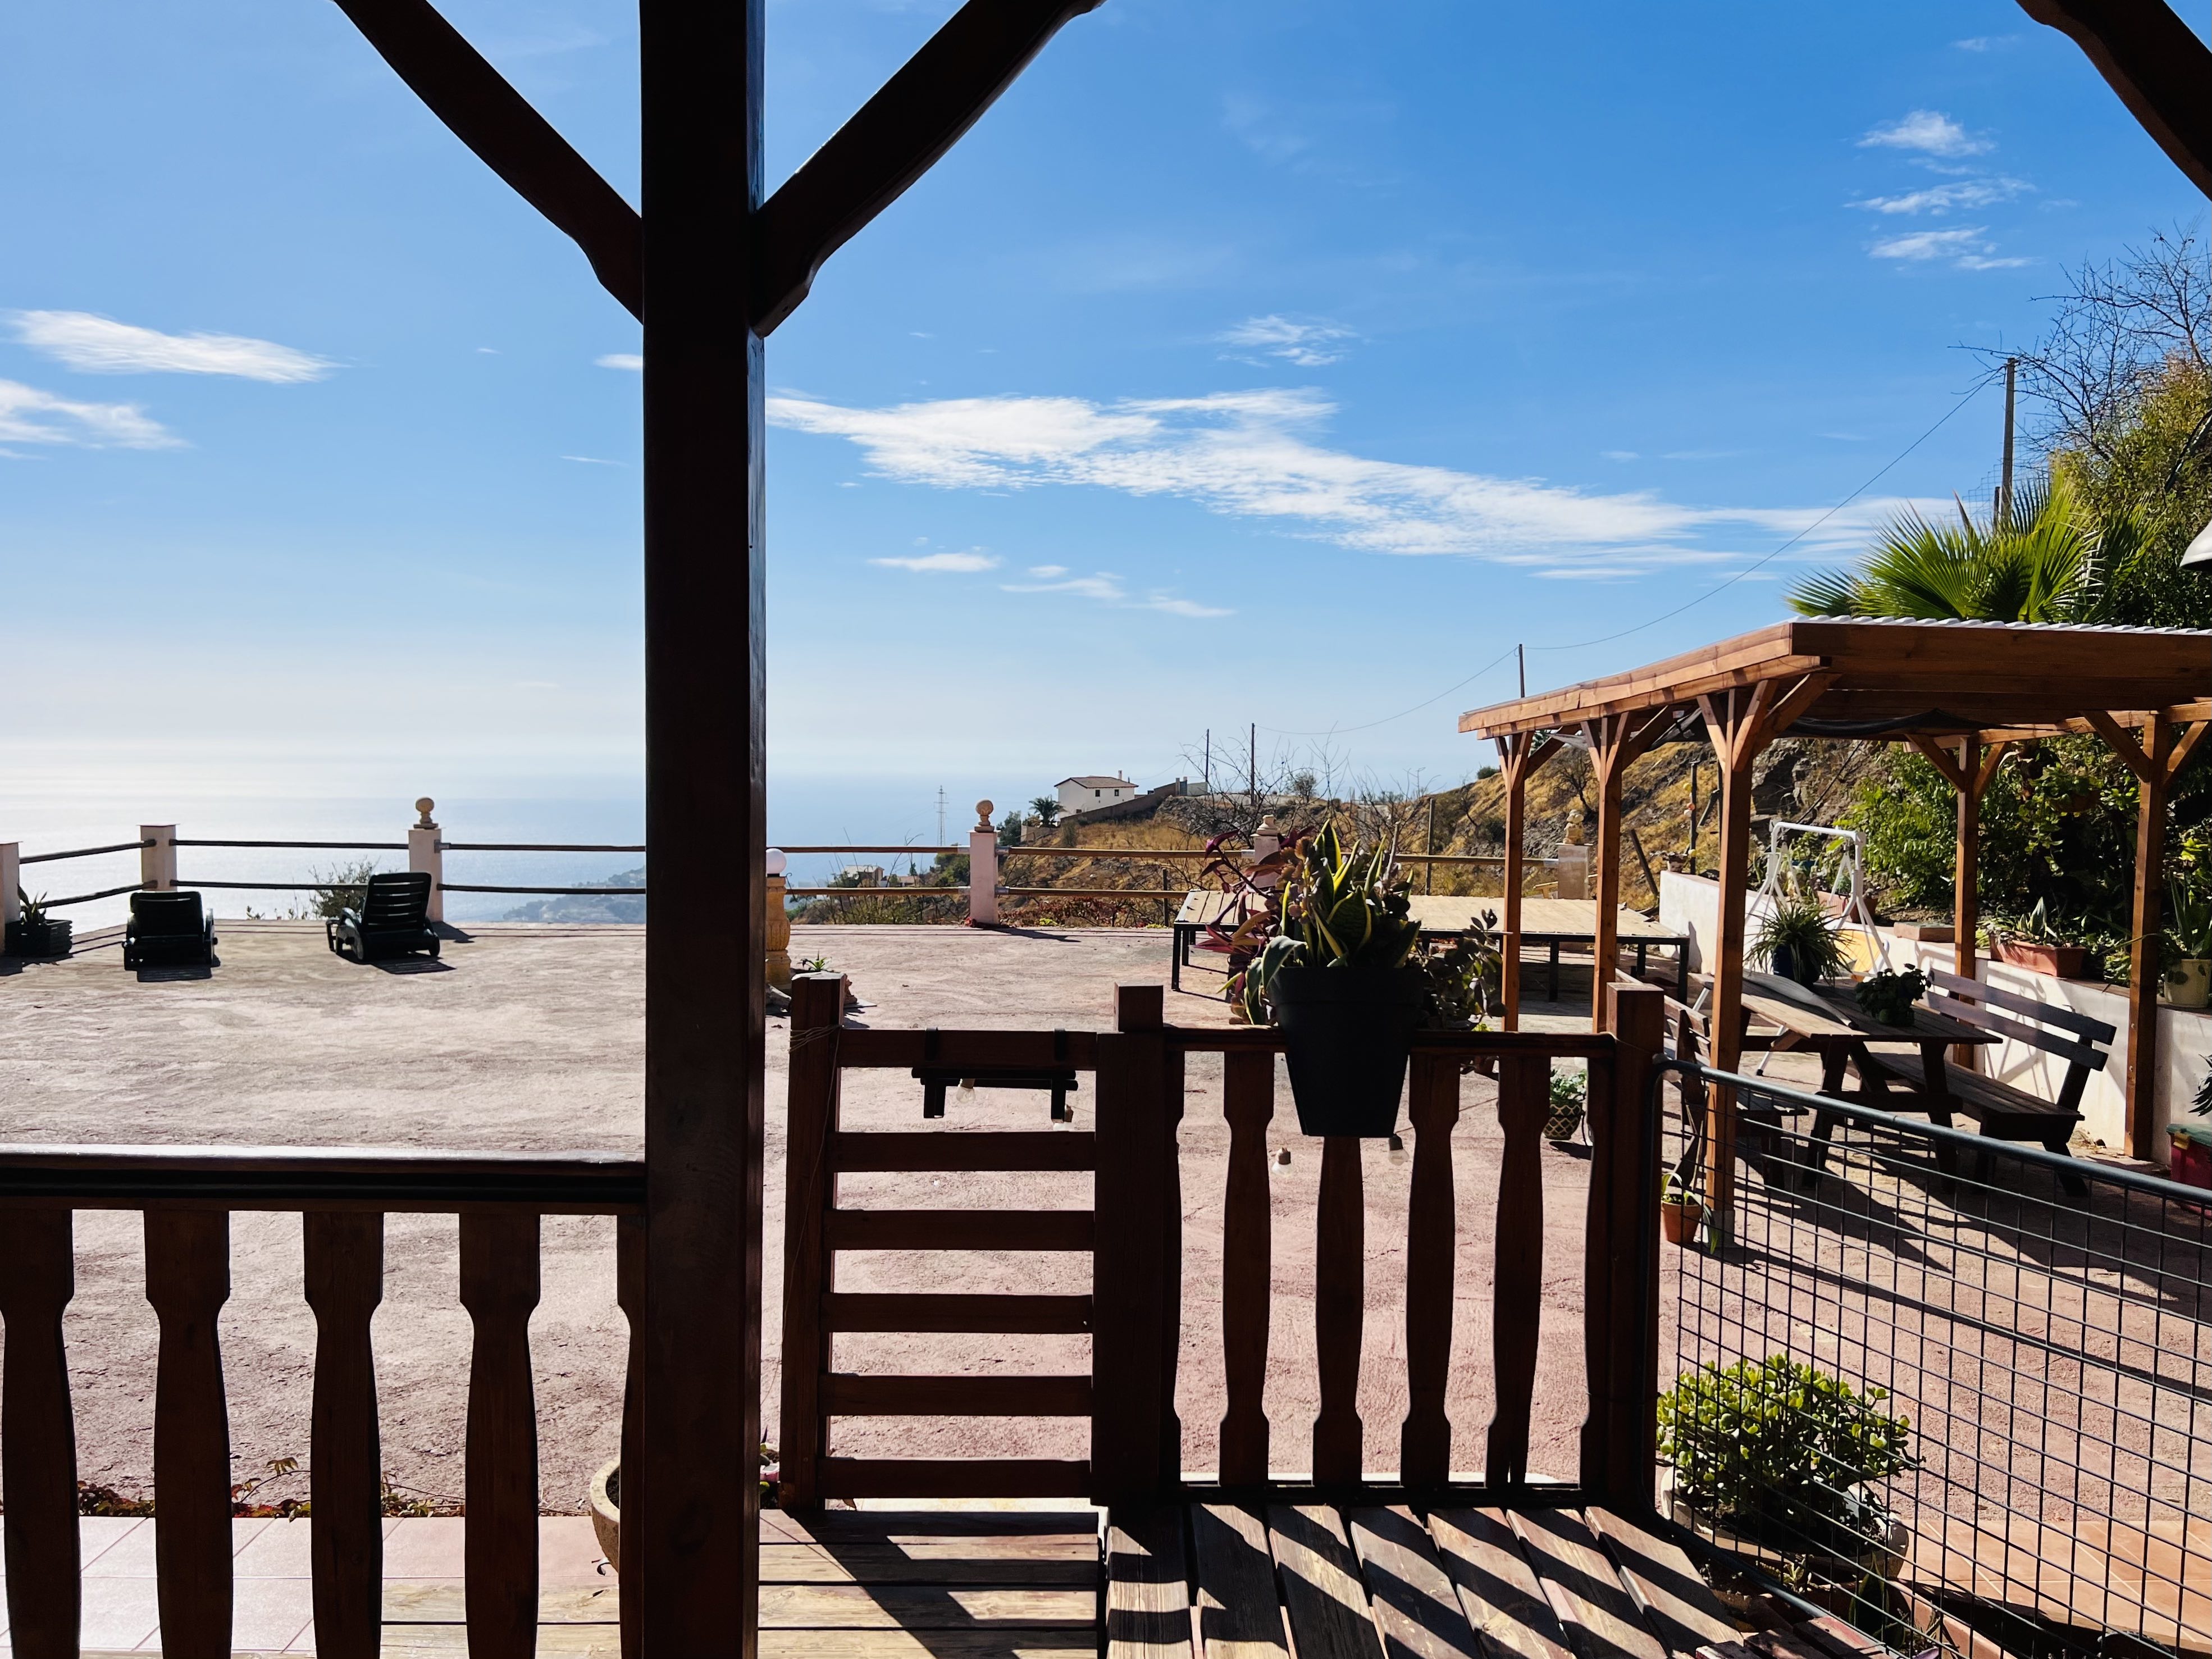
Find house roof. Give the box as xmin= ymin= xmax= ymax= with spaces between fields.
xmin=1057 ymin=776 xmax=1132 ymax=788
xmin=1459 ymin=618 xmax=2212 ymax=743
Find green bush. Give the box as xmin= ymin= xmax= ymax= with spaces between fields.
xmin=1658 ymin=1354 xmax=1915 ymax=1562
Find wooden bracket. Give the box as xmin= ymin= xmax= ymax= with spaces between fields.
xmin=1699 ymin=671 xmax=1832 ymax=774
xmin=2087 ymin=709 xmax=2163 ymax=784
xmin=1908 ymin=734 xmax=1971 ymax=793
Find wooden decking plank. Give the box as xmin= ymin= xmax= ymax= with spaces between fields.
xmin=1346 ymin=1507 xmax=1484 ymax=1659
xmin=760 ymin=1542 xmax=1100 ymax=1584
xmin=760 ymin=1632 xmax=1100 ymax=1659
xmin=1426 ymin=1510 xmax=1574 ymax=1659
xmin=759 ymin=1584 xmax=1100 ymax=1628
xmin=1192 ymin=1503 xmax=1291 ymax=1659
xmin=1107 ymin=1505 xmax=1194 ymax=1659
xmin=1507 ymin=1509 xmax=1669 ymax=1659
xmin=1266 ymin=1505 xmax=1388 ymax=1659
xmin=1584 ymin=1509 xmax=1738 ymax=1657
xmin=762 ymin=1508 xmax=1100 ymax=1544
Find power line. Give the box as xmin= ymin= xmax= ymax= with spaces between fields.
xmin=1261 ymin=374 xmax=1994 ymax=738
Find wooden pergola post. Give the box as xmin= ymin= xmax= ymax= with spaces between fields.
xmin=1495 ymin=731 xmax=1559 ymax=1031
xmin=1908 ymin=733 xmax=2010 ymax=1069
xmin=1582 ymin=708 xmax=1675 ymax=1032
xmin=2087 ymin=709 xmax=2209 ymax=1158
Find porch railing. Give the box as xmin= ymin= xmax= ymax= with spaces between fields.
xmin=1662 ymin=1061 xmax=2212 ymax=1659
xmin=778 ymin=976 xmax=1668 ymax=1511
xmin=0 ymin=1145 xmax=645 ymax=1658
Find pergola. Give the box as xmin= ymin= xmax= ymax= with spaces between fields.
xmin=1461 ymin=618 xmax=2212 ymax=1165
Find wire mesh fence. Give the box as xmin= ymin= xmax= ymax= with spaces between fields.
xmin=1661 ymin=1063 xmax=2212 ymax=1659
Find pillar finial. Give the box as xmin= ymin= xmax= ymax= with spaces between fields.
xmin=974 ymin=800 xmax=995 ymax=832
xmin=414 ymin=797 xmax=437 ymax=830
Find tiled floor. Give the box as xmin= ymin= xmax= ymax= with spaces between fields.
xmin=4 ymin=1515 xmax=617 ymax=1656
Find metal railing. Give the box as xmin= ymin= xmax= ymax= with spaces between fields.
xmin=1661 ymin=1060 xmax=2212 ymax=1659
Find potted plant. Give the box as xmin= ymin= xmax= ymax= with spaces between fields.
xmin=1658 ymin=1353 xmax=1916 ymax=1573
xmin=2165 ymin=878 xmax=2212 ymax=1009
xmin=1660 ymin=1172 xmax=1705 ymax=1246
xmin=1752 ymin=892 xmax=1850 ymax=987
xmin=1228 ymin=825 xmax=1426 ymax=1136
xmin=1993 ymin=899 xmax=2090 ymax=979
xmin=1853 ymin=965 xmax=1927 ymax=1027
xmin=6 ymin=890 xmax=71 ymax=958
xmin=1544 ymin=1064 xmax=1587 ymax=1143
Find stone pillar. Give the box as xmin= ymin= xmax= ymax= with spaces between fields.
xmin=140 ymin=825 xmax=176 ymax=892
xmin=968 ymin=800 xmax=999 ymax=926
xmin=765 ymin=848 xmax=792 ymax=991
xmin=1247 ymin=814 xmax=1285 ymax=890
xmin=409 ymin=797 xmax=444 ymax=924
xmin=1 ymin=843 xmax=19 ymax=926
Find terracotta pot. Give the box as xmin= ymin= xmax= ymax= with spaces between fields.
xmin=588 ymin=1459 xmax=619 ymax=1570
xmin=1661 ymin=1198 xmax=1704 ymax=1246
xmin=1995 ymin=939 xmax=2089 ymax=979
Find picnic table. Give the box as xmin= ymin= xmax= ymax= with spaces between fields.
xmin=1736 ymin=969 xmax=1997 ymax=1182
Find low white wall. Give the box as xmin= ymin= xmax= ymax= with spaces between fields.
xmin=1655 ymin=870 xmax=2212 ymax=1165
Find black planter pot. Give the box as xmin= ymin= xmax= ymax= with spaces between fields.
xmin=1266 ymin=963 xmax=1428 ymax=1137
xmin=5 ymin=917 xmax=72 ymax=958
xmin=1768 ymin=942 xmax=1796 ymax=984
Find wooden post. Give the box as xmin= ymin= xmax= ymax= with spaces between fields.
xmin=1399 ymin=1052 xmax=1460 ymax=1487
xmin=304 ymin=1213 xmax=384 ymax=1659
xmin=637 ymin=0 xmax=768 ymax=1646
xmin=1496 ymin=732 xmax=1560 ymax=1031
xmin=778 ymin=973 xmax=846 ymax=1510
xmin=1091 ymin=985 xmax=1173 ymax=1500
xmin=1312 ymin=1136 xmax=1366 ymax=1484
xmin=0 ymin=1209 xmax=79 ymax=1659
xmin=460 ymin=1213 xmax=541 ymax=1659
xmin=145 ymin=1209 xmax=231 ymax=1659
xmin=1217 ymin=1049 xmax=1274 ymax=1485
xmin=1909 ymin=734 xmax=2011 ymax=1070
xmin=1585 ymin=985 xmax=1663 ymax=1504
xmin=1584 ymin=709 xmax=1673 ymax=1032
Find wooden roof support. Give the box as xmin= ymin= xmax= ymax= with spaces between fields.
xmin=2017 ymin=0 xmax=2212 ymax=200
xmin=1495 ymin=731 xmax=1561 ymax=1031
xmin=329 ymin=0 xmax=644 ymax=317
xmin=1581 ymin=707 xmax=1676 ymax=1032
xmin=1910 ymin=735 xmax=2013 ymax=1069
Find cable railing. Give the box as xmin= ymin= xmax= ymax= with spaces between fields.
xmin=1659 ymin=1058 xmax=2212 ymax=1659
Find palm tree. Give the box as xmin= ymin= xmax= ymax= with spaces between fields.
xmin=1790 ymin=471 xmax=2138 ymax=623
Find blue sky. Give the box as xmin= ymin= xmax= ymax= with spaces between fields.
xmin=4 ymin=0 xmax=2209 ymax=851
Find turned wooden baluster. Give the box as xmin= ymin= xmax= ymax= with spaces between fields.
xmin=147 ymin=1209 xmax=233 ymax=1659
xmin=618 ymin=1212 xmax=646 ymax=1659
xmin=462 ymin=1213 xmax=542 ymax=1659
xmin=0 ymin=1209 xmax=80 ymax=1659
xmin=1218 ymin=1049 xmax=1274 ymax=1484
xmin=1311 ymin=1136 xmax=1365 ymax=1484
xmin=305 ymin=1213 xmax=384 ymax=1659
xmin=1487 ymin=1057 xmax=1546 ymax=1488
xmin=1400 ymin=1053 xmax=1462 ymax=1486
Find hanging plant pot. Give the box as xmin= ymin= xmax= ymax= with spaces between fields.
xmin=1266 ymin=963 xmax=1427 ymax=1137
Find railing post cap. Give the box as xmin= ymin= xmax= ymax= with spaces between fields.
xmin=1115 ymin=983 xmax=1165 ymax=1031
xmin=973 ymin=800 xmax=994 ymax=831
xmin=414 ymin=798 xmax=437 ymax=829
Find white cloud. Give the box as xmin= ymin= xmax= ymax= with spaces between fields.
xmin=1859 ymin=111 xmax=1990 ymax=159
xmin=596 ymin=353 xmax=644 ymax=372
xmin=1000 ymin=567 xmax=1229 ymax=618
xmin=870 ymin=550 xmax=1000 ymax=573
xmin=561 ymin=453 xmax=627 ymax=466
xmin=769 ymin=386 xmax=1821 ymax=572
xmin=1146 ymin=595 xmax=1234 ymax=618
xmin=0 ymin=379 xmax=179 ymax=448
xmin=1953 ymin=35 xmax=2017 ymax=51
xmin=1028 ymin=564 xmax=1069 ymax=578
xmin=10 ymin=311 xmax=332 ymax=382
xmin=1219 ymin=314 xmax=1356 ymax=367
xmin=1870 ymin=226 xmax=1994 ymax=261
xmin=1853 ymin=178 xmax=2029 ymax=215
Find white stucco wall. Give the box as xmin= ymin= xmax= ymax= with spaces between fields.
xmin=1655 ymin=869 xmax=2212 ymax=1165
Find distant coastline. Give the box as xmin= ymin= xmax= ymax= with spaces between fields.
xmin=502 ymin=865 xmax=645 ymax=923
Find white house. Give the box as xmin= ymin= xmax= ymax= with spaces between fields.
xmin=1056 ymin=773 xmax=1137 ymax=817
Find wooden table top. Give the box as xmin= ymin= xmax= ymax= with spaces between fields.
xmin=1741 ymin=969 xmax=1994 ymax=1047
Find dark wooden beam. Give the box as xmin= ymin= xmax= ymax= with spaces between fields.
xmin=329 ymin=0 xmax=643 ymax=318
xmin=2017 ymin=0 xmax=2212 ymax=198
xmin=636 ymin=0 xmax=765 ymax=1649
xmin=750 ymin=0 xmax=1103 ymax=335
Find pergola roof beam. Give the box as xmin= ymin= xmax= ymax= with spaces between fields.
xmin=2017 ymin=0 xmax=2212 ymax=199
xmin=750 ymin=0 xmax=1105 ymax=335
xmin=330 ymin=0 xmax=644 ymax=318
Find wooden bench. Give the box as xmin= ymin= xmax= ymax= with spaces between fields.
xmin=1844 ymin=967 xmax=2113 ymax=1193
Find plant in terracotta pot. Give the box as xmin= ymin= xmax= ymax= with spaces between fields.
xmin=1660 ymin=1172 xmax=1704 ymax=1246
xmin=2164 ymin=878 xmax=2212 ymax=1009
xmin=1752 ymin=891 xmax=1849 ymax=987
xmin=6 ymin=890 xmax=71 ymax=958
xmin=1853 ymin=965 xmax=1927 ymax=1028
xmin=1994 ymin=898 xmax=2090 ymax=979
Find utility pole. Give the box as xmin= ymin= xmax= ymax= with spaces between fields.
xmin=1517 ymin=642 xmax=1526 ymax=699
xmin=1203 ymin=729 xmax=1211 ymax=796
xmin=1249 ymin=722 xmax=1258 ymax=822
xmin=2000 ymin=356 xmax=2018 ymax=523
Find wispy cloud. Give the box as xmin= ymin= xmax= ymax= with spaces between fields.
xmin=1868 ymin=225 xmax=2029 ymax=269
xmin=1002 ymin=566 xmax=1230 ymax=617
xmin=1953 ymin=35 xmax=2017 ymax=51
xmin=769 ymin=387 xmax=1839 ymax=576
xmin=561 ymin=453 xmax=627 ymax=466
xmin=1222 ymin=94 xmax=1309 ymax=165
xmin=1219 ymin=314 xmax=1357 ymax=367
xmin=595 ymin=353 xmax=644 ymax=371
xmin=1853 ymin=177 xmax=2029 ymax=215
xmin=870 ymin=550 xmax=1000 ymax=573
xmin=10 ymin=311 xmax=332 ymax=382
xmin=0 ymin=379 xmax=178 ymax=448
xmin=1859 ymin=111 xmax=1990 ymax=159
